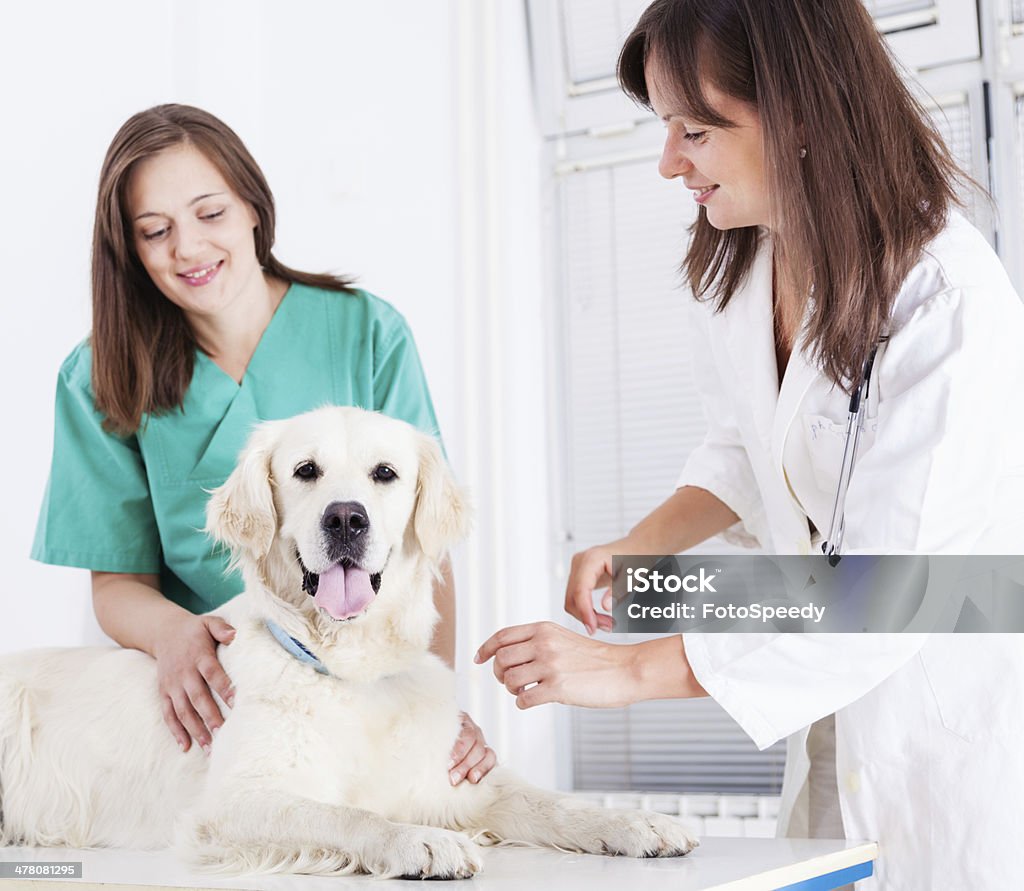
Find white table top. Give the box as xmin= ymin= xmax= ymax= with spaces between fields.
xmin=1 ymin=838 xmax=876 ymax=891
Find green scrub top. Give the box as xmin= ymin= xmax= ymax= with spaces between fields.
xmin=31 ymin=285 xmax=442 ymax=614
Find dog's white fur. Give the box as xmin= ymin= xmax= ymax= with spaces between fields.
xmin=0 ymin=407 xmax=697 ymax=878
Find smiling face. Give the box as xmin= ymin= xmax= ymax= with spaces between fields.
xmin=126 ymin=143 xmax=264 ymax=323
xmin=646 ymin=58 xmax=770 ymax=231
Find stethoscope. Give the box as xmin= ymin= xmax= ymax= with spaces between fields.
xmin=821 ymin=336 xmax=888 ymax=566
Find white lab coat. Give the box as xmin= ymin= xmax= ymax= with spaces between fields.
xmin=678 ymin=213 xmax=1024 ymax=890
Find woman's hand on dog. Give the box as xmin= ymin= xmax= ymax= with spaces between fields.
xmin=448 ymin=712 xmax=497 ymax=785
xmin=153 ymin=614 xmax=236 ymax=753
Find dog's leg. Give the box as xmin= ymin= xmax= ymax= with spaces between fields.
xmin=0 ymin=673 xmax=32 ymax=846
xmin=182 ymin=789 xmax=483 ymax=879
xmin=471 ymin=770 xmax=698 ymax=857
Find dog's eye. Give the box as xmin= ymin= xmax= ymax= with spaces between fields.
xmin=371 ymin=464 xmax=398 ymax=484
xmin=294 ymin=461 xmax=321 ymax=481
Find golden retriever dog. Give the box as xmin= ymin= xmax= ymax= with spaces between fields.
xmin=0 ymin=407 xmax=697 ymax=878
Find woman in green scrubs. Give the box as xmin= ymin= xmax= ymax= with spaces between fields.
xmin=31 ymin=104 xmax=494 ymax=787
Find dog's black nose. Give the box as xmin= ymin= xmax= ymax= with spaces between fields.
xmin=321 ymin=501 xmax=370 ymax=541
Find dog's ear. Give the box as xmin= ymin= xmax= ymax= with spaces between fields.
xmin=205 ymin=423 xmax=279 ymax=562
xmin=413 ymin=434 xmax=471 ymax=561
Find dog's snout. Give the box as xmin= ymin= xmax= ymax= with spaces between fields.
xmin=321 ymin=501 xmax=370 ymax=540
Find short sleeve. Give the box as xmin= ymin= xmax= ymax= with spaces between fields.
xmin=31 ymin=345 xmax=161 ymax=573
xmin=372 ymin=314 xmax=444 ymax=449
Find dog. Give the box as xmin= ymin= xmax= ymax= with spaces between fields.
xmin=0 ymin=406 xmax=698 ymax=878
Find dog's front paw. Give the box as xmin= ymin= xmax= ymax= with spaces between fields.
xmin=578 ymin=810 xmax=699 ymax=858
xmin=370 ymin=825 xmax=483 ymax=879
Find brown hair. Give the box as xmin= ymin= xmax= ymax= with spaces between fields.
xmin=92 ymin=104 xmax=356 ymax=434
xmin=618 ymin=0 xmax=967 ymax=390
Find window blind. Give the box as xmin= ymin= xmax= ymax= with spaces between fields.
xmin=561 ymin=157 xmax=701 ymax=545
xmin=863 ymin=0 xmax=933 ymax=20
xmin=1013 ymin=0 xmax=1024 ymax=28
xmin=528 ymin=0 xmax=980 ymax=137
xmin=561 ymin=0 xmax=648 ymax=87
xmin=925 ymin=93 xmax=981 ymax=223
xmin=558 ymin=154 xmax=787 ymax=794
xmin=557 ymin=0 xmax=955 ymax=87
xmin=573 ymin=697 xmax=786 ymax=794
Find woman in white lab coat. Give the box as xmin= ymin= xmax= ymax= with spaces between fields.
xmin=476 ymin=0 xmax=1024 ymax=888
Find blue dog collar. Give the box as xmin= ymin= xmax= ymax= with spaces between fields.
xmin=265 ymin=620 xmax=329 ymax=676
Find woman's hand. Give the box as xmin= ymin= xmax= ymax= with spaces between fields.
xmin=476 ymin=623 xmax=705 ymax=709
xmin=448 ymin=711 xmax=497 ymax=785
xmin=564 ymin=543 xmax=621 ymax=634
xmin=564 ymin=490 xmax=741 ymax=635
xmin=152 ymin=613 xmax=236 ymax=753
xmin=476 ymin=621 xmax=641 ymax=709
xmin=91 ymin=572 xmax=237 ymax=753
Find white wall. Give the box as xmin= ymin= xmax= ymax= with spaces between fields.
xmin=0 ymin=1 xmax=555 ymax=784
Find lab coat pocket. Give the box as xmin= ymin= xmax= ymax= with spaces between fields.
xmin=919 ymin=637 xmax=995 ymax=743
xmin=801 ymin=413 xmax=877 ymax=495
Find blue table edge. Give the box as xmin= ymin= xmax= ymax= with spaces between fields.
xmin=774 ymin=857 xmax=873 ymax=890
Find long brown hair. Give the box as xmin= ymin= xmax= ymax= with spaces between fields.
xmin=618 ymin=0 xmax=966 ymax=390
xmin=92 ymin=104 xmax=356 ymax=434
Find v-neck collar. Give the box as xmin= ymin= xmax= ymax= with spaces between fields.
xmin=720 ymin=235 xmax=820 ymax=445
xmin=161 ymin=284 xmax=296 ymax=482
xmin=194 ymin=283 xmax=294 ymax=391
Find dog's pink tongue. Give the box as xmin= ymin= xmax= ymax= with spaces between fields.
xmin=313 ymin=565 xmax=375 ymax=620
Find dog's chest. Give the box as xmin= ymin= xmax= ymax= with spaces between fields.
xmin=225 ymin=648 xmax=464 ymax=819
xmin=327 ymin=668 xmax=459 ymax=766
xmin=334 ymin=672 xmax=470 ymax=821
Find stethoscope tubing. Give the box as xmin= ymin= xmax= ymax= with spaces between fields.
xmin=822 ymin=338 xmax=887 ymax=566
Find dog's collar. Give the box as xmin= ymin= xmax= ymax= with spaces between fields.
xmin=265 ymin=620 xmax=329 ymax=676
